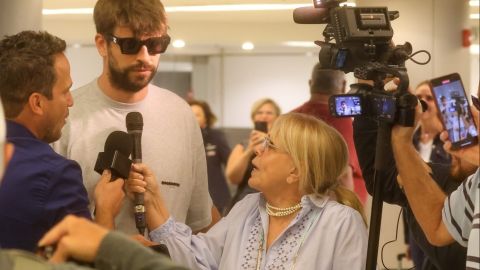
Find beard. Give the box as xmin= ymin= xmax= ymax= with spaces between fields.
xmin=107 ymin=54 xmax=158 ymax=93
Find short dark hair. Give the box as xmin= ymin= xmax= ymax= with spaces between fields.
xmin=310 ymin=63 xmax=345 ymax=95
xmin=0 ymin=31 xmax=66 ymax=118
xmin=188 ymin=100 xmax=217 ymax=128
xmin=94 ymin=0 xmax=168 ymax=36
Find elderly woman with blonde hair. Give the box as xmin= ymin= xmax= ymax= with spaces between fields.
xmin=127 ymin=113 xmax=367 ymax=270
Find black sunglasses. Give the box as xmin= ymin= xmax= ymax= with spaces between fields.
xmin=105 ymin=34 xmax=171 ymax=55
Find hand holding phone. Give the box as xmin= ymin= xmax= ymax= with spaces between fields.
xmin=430 ymin=73 xmax=478 ymax=149
xmin=254 ymin=121 xmax=268 ymax=133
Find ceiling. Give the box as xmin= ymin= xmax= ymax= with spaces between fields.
xmin=42 ymin=0 xmax=479 ymax=55
xmin=42 ymin=0 xmax=324 ymax=54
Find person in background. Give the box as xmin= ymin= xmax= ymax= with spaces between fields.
xmin=391 ymin=85 xmax=479 ymax=269
xmin=189 ymin=100 xmax=231 ymax=215
xmin=403 ymin=80 xmax=451 ymax=268
xmin=0 ymin=31 xmax=92 ymax=252
xmin=225 ymin=98 xmax=281 ymax=212
xmin=292 ymin=63 xmax=367 ymax=204
xmin=128 ymin=113 xmax=368 ymax=270
xmin=53 ymin=0 xmax=212 ymax=235
xmin=353 ymin=80 xmax=478 ymax=270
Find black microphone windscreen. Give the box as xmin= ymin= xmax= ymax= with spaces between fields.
xmin=126 ymin=112 xmax=144 ymax=131
xmin=104 ymin=131 xmax=133 ymax=156
xmin=293 ymin=6 xmax=329 ymax=24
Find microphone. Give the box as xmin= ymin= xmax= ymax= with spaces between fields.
xmin=126 ymin=112 xmax=146 ymax=235
xmin=94 ymin=131 xmax=133 ymax=181
xmin=293 ymin=6 xmax=329 ymax=24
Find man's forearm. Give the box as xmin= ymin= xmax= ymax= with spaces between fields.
xmin=392 ymin=139 xmax=451 ymax=245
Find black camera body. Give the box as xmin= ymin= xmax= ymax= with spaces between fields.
xmin=329 ymin=83 xmax=417 ymax=126
xmin=298 ymin=0 xmax=418 ymax=126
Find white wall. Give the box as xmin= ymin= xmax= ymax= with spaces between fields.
xmin=222 ymin=54 xmax=317 ymax=127
xmin=66 ymin=46 xmax=102 ymax=90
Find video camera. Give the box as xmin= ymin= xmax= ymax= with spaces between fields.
xmin=294 ymin=0 xmax=429 ymax=126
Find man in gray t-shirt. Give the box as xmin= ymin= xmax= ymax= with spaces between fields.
xmin=53 ymin=0 xmax=212 ymax=235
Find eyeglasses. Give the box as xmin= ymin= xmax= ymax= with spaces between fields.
xmin=105 ymin=34 xmax=171 ymax=55
xmin=260 ymin=136 xmax=278 ymax=154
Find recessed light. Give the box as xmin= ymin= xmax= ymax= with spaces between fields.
xmin=471 ymin=44 xmax=479 ymax=55
xmin=470 ymin=0 xmax=479 ymax=7
xmin=470 ymin=13 xmax=480 ymax=19
xmin=242 ymin=42 xmax=254 ymax=50
xmin=172 ymin=39 xmax=186 ymax=48
xmin=283 ymin=41 xmax=316 ymax=48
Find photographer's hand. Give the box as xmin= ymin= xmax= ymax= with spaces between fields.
xmin=440 ymin=105 xmax=479 ymax=166
xmin=391 ymin=101 xmax=454 ymax=246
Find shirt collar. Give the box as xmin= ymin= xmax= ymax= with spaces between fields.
xmin=6 ymin=120 xmax=36 ymax=139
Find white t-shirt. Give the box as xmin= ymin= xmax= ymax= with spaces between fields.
xmin=53 ymin=79 xmax=212 ymax=234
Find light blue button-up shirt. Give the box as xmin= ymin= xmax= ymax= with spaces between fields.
xmin=150 ymin=193 xmax=367 ymax=270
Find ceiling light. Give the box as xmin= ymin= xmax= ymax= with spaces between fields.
xmin=43 ymin=3 xmax=313 ymax=15
xmin=339 ymin=2 xmax=357 ymax=7
xmin=471 ymin=44 xmax=479 ymax=55
xmin=242 ymin=42 xmax=254 ymax=50
xmin=172 ymin=39 xmax=186 ymax=48
xmin=166 ymin=4 xmax=311 ymax=12
xmin=470 ymin=13 xmax=480 ymax=19
xmin=43 ymin=8 xmax=92 ymax=15
xmin=470 ymin=0 xmax=480 ymax=7
xmin=283 ymin=41 xmax=317 ymax=48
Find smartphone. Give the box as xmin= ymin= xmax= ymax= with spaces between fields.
xmin=328 ymin=94 xmax=363 ymax=117
xmin=254 ymin=121 xmax=268 ymax=133
xmin=430 ymin=73 xmax=478 ymax=149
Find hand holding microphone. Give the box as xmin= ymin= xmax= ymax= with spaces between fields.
xmin=93 ymin=131 xmax=132 ymax=228
xmin=94 ymin=131 xmax=133 ymax=181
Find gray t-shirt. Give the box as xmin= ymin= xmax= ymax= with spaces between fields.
xmin=53 ymin=79 xmax=212 ymax=234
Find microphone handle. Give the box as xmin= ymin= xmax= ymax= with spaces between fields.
xmin=132 ymin=153 xmax=146 ymax=235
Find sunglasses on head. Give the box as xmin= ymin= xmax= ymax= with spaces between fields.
xmin=105 ymin=34 xmax=171 ymax=55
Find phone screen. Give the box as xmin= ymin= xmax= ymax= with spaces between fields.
xmin=329 ymin=95 xmax=363 ymax=117
xmin=431 ymin=73 xmax=478 ymax=149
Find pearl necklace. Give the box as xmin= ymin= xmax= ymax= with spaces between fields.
xmin=265 ymin=202 xmax=302 ymax=217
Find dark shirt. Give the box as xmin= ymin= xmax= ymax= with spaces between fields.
xmin=352 ymin=117 xmax=467 ymax=270
xmin=412 ymin=128 xmax=451 ymax=165
xmin=292 ymin=100 xmax=368 ymax=203
xmin=202 ymin=128 xmax=231 ymax=213
xmin=0 ymin=121 xmax=91 ymax=252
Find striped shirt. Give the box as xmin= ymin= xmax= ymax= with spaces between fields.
xmin=442 ymin=169 xmax=479 ymax=270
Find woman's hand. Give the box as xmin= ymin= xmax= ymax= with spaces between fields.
xmin=246 ymin=130 xmax=266 ymax=154
xmin=126 ymin=163 xmax=170 ymax=230
xmin=126 ymin=163 xmax=161 ymax=204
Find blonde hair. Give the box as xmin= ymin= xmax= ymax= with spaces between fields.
xmin=250 ymin=98 xmax=281 ymax=122
xmin=270 ymin=113 xmax=366 ymax=224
